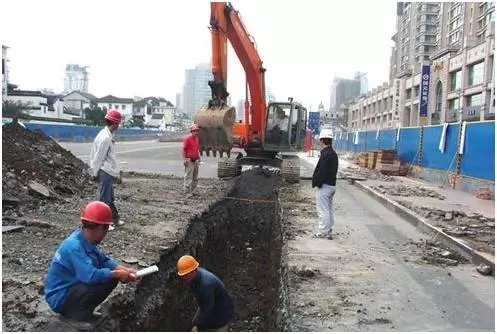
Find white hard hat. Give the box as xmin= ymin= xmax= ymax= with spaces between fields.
xmin=319 ymin=128 xmax=334 ymax=140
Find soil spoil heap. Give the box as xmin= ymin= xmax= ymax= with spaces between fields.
xmin=2 ymin=122 xmax=95 ymax=210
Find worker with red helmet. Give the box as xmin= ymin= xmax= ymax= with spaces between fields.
xmin=177 ymin=255 xmax=234 ymax=332
xmin=89 ymin=109 xmax=124 ymax=231
xmin=44 ymin=201 xmax=139 ymax=330
xmin=183 ymin=124 xmax=201 ymax=195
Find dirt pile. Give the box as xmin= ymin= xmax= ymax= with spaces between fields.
xmin=2 ymin=123 xmax=94 ymax=208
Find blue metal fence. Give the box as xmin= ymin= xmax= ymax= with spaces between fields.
xmin=333 ymin=121 xmax=495 ymax=182
xmin=24 ymin=123 xmax=158 ymax=141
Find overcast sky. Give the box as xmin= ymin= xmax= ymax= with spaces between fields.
xmin=1 ymin=0 xmax=397 ymax=110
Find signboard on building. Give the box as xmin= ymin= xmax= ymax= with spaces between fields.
xmin=419 ymin=64 xmax=431 ymax=117
xmin=308 ymin=111 xmax=320 ymax=134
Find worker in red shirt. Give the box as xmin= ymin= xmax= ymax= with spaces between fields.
xmin=183 ymin=124 xmax=201 ymax=194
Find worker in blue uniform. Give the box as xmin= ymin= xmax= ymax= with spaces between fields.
xmin=44 ymin=201 xmax=139 ymax=330
xmin=177 ymin=255 xmax=234 ymax=331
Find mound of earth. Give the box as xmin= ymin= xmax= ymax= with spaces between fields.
xmin=2 ymin=122 xmax=95 ymax=210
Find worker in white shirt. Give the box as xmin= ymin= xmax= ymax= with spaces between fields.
xmin=89 ymin=109 xmax=124 ymax=231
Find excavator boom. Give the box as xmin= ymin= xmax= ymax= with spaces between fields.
xmin=194 ymin=2 xmax=266 ymax=158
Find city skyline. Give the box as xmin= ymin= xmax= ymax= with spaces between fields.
xmin=1 ymin=0 xmax=396 ymax=110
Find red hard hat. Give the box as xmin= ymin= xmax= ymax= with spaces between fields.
xmin=191 ymin=124 xmax=200 ymax=132
xmin=105 ymin=109 xmax=122 ymax=124
xmin=81 ymin=201 xmax=113 ymax=225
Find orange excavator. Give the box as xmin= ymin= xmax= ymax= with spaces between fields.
xmin=194 ymin=2 xmax=313 ymax=182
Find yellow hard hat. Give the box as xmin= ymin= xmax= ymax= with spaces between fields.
xmin=177 ymin=255 xmax=199 ymax=276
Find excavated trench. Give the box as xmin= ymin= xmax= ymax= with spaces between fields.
xmin=99 ymin=168 xmax=290 ymax=332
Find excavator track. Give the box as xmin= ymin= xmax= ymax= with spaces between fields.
xmin=194 ymin=105 xmax=236 ymax=158
xmin=280 ymin=155 xmax=301 ymax=184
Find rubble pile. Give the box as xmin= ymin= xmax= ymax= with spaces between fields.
xmin=475 ymin=187 xmax=493 ymax=200
xmin=2 ymin=123 xmax=95 ymax=208
xmin=372 ymin=184 xmax=446 ymax=200
xmin=407 ymin=239 xmax=468 ymax=267
xmin=340 ymin=166 xmax=395 ymax=182
xmin=398 ymin=201 xmax=495 ymax=254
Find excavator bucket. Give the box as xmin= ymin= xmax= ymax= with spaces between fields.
xmin=194 ymin=105 xmax=236 ymax=158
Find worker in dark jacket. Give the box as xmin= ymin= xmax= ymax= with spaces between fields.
xmin=177 ymin=255 xmax=234 ymax=331
xmin=312 ymin=128 xmax=339 ymax=239
xmin=44 ymin=201 xmax=139 ymax=330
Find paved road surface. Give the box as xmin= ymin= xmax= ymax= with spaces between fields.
xmin=286 ymin=160 xmax=496 ymax=331
xmin=59 ymin=140 xmax=220 ymax=178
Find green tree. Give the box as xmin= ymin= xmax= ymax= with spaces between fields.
xmin=2 ymin=100 xmax=32 ymax=124
xmin=83 ymin=103 xmax=106 ymax=126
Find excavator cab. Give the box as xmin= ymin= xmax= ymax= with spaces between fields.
xmin=264 ymin=100 xmax=308 ymax=152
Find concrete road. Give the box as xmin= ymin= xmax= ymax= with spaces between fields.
xmin=285 ymin=161 xmax=495 ymax=331
xmin=59 ymin=140 xmax=221 ymax=178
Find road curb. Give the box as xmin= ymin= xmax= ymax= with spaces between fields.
xmin=354 ymin=180 xmax=495 ymax=275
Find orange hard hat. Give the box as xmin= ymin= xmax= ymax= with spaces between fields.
xmin=190 ymin=124 xmax=200 ymax=132
xmin=105 ymin=109 xmax=122 ymax=124
xmin=80 ymin=201 xmax=114 ymax=225
xmin=177 ymin=255 xmax=199 ymax=276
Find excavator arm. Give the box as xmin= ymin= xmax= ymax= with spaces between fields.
xmin=194 ymin=2 xmax=267 ymax=157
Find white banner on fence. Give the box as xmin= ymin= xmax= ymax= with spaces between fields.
xmin=459 ymin=121 xmax=467 ymax=155
xmin=354 ymin=131 xmax=359 ymax=145
xmin=396 ymin=126 xmax=401 ymax=142
xmin=438 ymin=123 xmax=449 ymax=154
xmin=376 ymin=128 xmax=380 ymax=140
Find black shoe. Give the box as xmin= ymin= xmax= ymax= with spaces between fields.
xmin=59 ymin=316 xmax=95 ymax=331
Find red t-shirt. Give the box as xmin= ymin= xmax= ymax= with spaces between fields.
xmin=183 ymin=134 xmax=200 ymax=159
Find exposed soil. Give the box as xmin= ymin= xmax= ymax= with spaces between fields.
xmin=2 ymin=168 xmax=289 ymax=332
xmin=2 ymin=174 xmax=234 ymax=332
xmin=397 ymin=201 xmax=495 ymax=255
xmin=2 ymin=122 xmax=94 ymax=206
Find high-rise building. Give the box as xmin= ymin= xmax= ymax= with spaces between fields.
xmin=63 ymin=64 xmax=89 ymax=94
xmin=175 ymin=93 xmax=182 ymax=111
xmin=182 ymin=63 xmax=213 ymax=118
xmin=329 ymin=77 xmax=361 ymax=114
xmin=236 ymin=98 xmax=244 ymax=121
xmin=390 ymin=2 xmax=440 ymax=81
xmin=2 ymin=45 xmax=9 ymax=99
xmin=354 ymin=72 xmax=369 ymax=94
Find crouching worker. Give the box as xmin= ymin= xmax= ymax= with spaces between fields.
xmin=44 ymin=201 xmax=139 ymax=330
xmin=177 ymin=255 xmax=234 ymax=332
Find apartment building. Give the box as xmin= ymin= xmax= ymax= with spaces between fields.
xmin=390 ymin=2 xmax=440 ymax=81
xmin=349 ymin=2 xmax=495 ymax=130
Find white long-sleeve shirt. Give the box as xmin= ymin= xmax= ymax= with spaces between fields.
xmin=89 ymin=127 xmax=119 ymax=177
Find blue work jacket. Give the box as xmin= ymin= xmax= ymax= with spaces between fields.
xmin=44 ymin=228 xmax=117 ymax=312
xmin=190 ymin=267 xmax=234 ymax=330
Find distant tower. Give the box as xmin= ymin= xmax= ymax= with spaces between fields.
xmin=354 ymin=72 xmax=369 ymax=94
xmin=64 ymin=64 xmax=90 ymax=93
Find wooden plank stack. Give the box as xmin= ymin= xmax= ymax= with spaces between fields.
xmin=357 ymin=152 xmax=368 ymax=168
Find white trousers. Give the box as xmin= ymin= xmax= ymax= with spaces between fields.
xmin=315 ymin=184 xmax=336 ymax=234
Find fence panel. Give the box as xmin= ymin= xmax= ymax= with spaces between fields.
xmin=421 ymin=124 xmax=459 ymax=172
xmin=379 ymin=129 xmax=396 ymax=150
xmin=397 ymin=127 xmax=420 ymax=164
xmin=460 ymin=122 xmax=495 ymax=181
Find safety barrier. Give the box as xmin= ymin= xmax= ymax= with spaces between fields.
xmin=23 ymin=123 xmax=162 ymax=143
xmin=333 ymin=121 xmax=495 ymax=182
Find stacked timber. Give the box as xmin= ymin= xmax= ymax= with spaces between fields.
xmin=367 ymin=150 xmax=380 ymax=170
xmin=374 ymin=149 xmax=408 ymax=176
xmin=357 ymin=153 xmax=368 ymax=168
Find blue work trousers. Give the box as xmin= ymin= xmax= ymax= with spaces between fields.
xmin=98 ymin=170 xmax=119 ymax=223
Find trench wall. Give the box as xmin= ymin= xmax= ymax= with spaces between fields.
xmin=99 ymin=169 xmax=289 ymax=332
